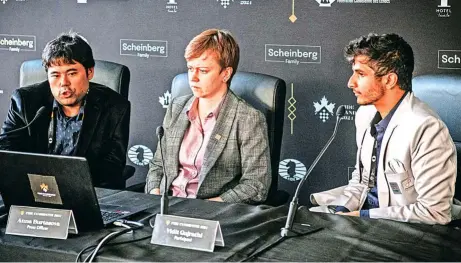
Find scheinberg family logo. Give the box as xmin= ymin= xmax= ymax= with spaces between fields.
xmin=120 ymin=39 xmax=168 ymax=59
xmin=265 ymin=44 xmax=321 ymax=65
xmin=0 ymin=34 xmax=36 ymax=52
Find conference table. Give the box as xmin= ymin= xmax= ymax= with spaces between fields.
xmin=1 ymin=188 xmax=460 ymax=261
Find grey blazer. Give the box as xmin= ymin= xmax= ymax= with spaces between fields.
xmin=311 ymin=92 xmax=461 ymax=224
xmin=145 ymin=90 xmax=271 ymax=204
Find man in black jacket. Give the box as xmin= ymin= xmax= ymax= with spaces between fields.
xmin=0 ymin=32 xmax=130 ymax=189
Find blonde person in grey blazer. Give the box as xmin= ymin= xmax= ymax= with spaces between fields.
xmin=145 ymin=29 xmax=271 ymax=204
xmin=310 ymin=33 xmax=461 ymax=224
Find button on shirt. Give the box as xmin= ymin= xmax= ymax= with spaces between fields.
xmin=49 ymin=100 xmax=85 ymax=156
xmin=170 ymin=96 xmax=224 ymax=198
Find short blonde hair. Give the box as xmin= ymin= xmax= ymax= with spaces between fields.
xmin=185 ymin=29 xmax=240 ymax=83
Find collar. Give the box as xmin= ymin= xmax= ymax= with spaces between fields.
xmin=185 ymin=91 xmax=228 ymax=121
xmin=52 ymin=96 xmax=86 ymax=121
xmin=370 ymin=91 xmax=408 ymax=137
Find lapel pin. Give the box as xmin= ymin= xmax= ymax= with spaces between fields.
xmin=215 ymin=134 xmax=222 ymax=140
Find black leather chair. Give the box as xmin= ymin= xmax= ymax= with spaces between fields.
xmin=19 ymin=59 xmax=135 ymax=188
xmin=412 ymin=74 xmax=461 ymax=200
xmin=171 ymin=71 xmax=288 ymax=205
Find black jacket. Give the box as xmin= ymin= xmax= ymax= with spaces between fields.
xmin=0 ymin=81 xmax=130 ymax=189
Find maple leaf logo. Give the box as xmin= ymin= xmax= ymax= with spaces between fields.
xmin=314 ymin=96 xmax=335 ymax=114
xmin=159 ymin=90 xmax=171 ymax=109
xmin=313 ymin=96 xmax=336 ymax=122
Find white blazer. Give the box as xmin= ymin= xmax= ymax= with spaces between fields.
xmin=311 ymin=92 xmax=460 ymax=225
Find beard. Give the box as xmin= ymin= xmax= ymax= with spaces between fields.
xmin=356 ymin=85 xmax=385 ymax=106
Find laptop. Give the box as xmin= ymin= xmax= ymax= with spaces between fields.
xmin=0 ymin=150 xmax=153 ymax=231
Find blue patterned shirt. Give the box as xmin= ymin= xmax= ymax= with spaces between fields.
xmin=50 ymin=100 xmax=85 ymax=156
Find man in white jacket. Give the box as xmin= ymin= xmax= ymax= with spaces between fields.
xmin=310 ymin=33 xmax=460 ymax=224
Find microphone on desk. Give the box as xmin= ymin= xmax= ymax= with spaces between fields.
xmin=0 ymin=106 xmax=47 ymax=138
xmin=280 ymin=105 xmax=346 ymax=237
xmin=156 ymin=126 xmax=169 ymax=215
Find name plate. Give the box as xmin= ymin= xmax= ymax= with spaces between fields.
xmin=6 ymin=205 xmax=78 ymax=239
xmin=151 ymin=214 xmax=224 ymax=252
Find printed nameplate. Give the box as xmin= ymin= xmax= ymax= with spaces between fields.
xmin=6 ymin=205 xmax=78 ymax=239
xmin=151 ymin=214 xmax=224 ymax=252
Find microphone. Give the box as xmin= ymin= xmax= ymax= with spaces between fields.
xmin=281 ymin=105 xmax=346 ymax=237
xmin=156 ymin=126 xmax=169 ymax=215
xmin=0 ymin=106 xmax=47 ymax=138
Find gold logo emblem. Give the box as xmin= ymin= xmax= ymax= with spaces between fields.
xmin=40 ymin=183 xmax=49 ymax=192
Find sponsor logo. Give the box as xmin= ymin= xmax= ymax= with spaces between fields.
xmin=166 ymin=0 xmax=178 ymax=12
xmin=315 ymin=0 xmax=336 ymax=7
xmin=438 ymin=0 xmax=450 ymax=7
xmin=314 ymin=96 xmax=335 ymax=122
xmin=77 ymin=0 xmax=87 ymax=3
xmin=128 ymin=145 xmax=154 ymax=166
xmin=438 ymin=50 xmax=461 ymax=69
xmin=40 ymin=183 xmax=48 ymax=192
xmin=279 ymin=159 xmax=307 ymax=181
xmin=217 ymin=0 xmax=234 ymax=8
xmin=316 ymin=0 xmax=391 ymax=6
xmin=436 ymin=0 xmax=451 ymax=17
xmin=341 ymin=104 xmax=356 ymax=121
xmin=265 ymin=44 xmax=321 ymax=65
xmin=37 ymin=182 xmax=56 ymax=198
xmin=120 ymin=39 xmax=168 ymax=59
xmin=313 ymin=97 xmax=356 ymax=122
xmin=216 ymin=0 xmax=251 ymax=8
xmin=337 ymin=0 xmax=390 ymax=3
xmin=0 ymin=34 xmax=36 ymax=52
xmin=159 ymin=90 xmax=172 ymax=108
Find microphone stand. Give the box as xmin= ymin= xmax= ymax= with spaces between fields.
xmin=281 ymin=106 xmax=345 ymax=237
xmin=156 ymin=126 xmax=169 ymax=215
xmin=242 ymin=107 xmax=345 ymax=262
xmin=0 ymin=106 xmax=46 ymax=138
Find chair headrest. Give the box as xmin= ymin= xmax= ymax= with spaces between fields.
xmin=412 ymin=74 xmax=461 ymax=142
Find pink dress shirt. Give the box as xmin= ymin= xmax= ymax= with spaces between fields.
xmin=170 ymin=96 xmax=224 ymax=198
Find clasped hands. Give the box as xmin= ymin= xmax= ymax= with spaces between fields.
xmin=150 ymin=188 xmax=223 ymax=202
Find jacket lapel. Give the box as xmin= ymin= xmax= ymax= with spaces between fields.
xmin=199 ymin=91 xmax=238 ymax=186
xmin=75 ymin=89 xmax=101 ymax=156
xmin=377 ymin=92 xmax=411 ymax=206
xmin=166 ymin=96 xmax=194 ymax=181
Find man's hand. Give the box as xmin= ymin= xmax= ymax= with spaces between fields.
xmin=207 ymin=197 xmax=223 ymax=202
xmin=336 ymin=210 xmax=359 ymax=217
xmin=150 ymin=188 xmax=161 ymax=195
